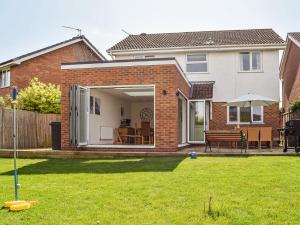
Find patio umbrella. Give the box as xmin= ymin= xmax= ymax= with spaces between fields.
xmin=226 ymin=94 xmax=278 ymax=107
xmin=225 ymin=93 xmax=278 ymax=126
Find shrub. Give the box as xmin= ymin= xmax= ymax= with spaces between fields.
xmin=0 ymin=96 xmax=4 ymax=107
xmin=289 ymin=100 xmax=300 ymax=113
xmin=17 ymin=78 xmax=61 ymax=114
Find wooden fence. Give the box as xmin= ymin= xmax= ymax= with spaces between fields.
xmin=0 ymin=108 xmax=60 ymax=149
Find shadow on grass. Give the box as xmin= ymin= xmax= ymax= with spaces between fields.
xmin=1 ymin=157 xmax=186 ymax=175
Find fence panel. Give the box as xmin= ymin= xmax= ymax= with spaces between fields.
xmin=0 ymin=108 xmax=60 ymax=149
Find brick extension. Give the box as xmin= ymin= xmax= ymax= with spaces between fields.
xmin=61 ymin=64 xmax=190 ymax=152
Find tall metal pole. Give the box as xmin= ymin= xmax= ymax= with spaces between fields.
xmin=12 ymin=86 xmax=19 ymax=201
xmin=13 ymin=103 xmax=18 ymax=201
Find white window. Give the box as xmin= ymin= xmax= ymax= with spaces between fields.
xmin=240 ymin=51 xmax=262 ymax=72
xmin=186 ymin=54 xmax=208 ymax=73
xmin=0 ymin=70 xmax=10 ymax=88
xmin=228 ymin=106 xmax=263 ymax=124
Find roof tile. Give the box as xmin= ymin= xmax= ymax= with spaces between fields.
xmin=108 ymin=29 xmax=285 ymax=51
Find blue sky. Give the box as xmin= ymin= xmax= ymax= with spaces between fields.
xmin=0 ymin=0 xmax=299 ymax=61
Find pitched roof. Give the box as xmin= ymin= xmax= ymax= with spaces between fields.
xmin=288 ymin=32 xmax=300 ymax=46
xmin=108 ymin=29 xmax=285 ymax=52
xmin=190 ymin=82 xmax=214 ymax=99
xmin=0 ymin=35 xmax=106 ymax=67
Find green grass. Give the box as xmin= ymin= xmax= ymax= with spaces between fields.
xmin=0 ymin=156 xmax=300 ymax=225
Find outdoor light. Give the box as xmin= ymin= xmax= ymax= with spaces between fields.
xmin=162 ymin=90 xmax=167 ymax=95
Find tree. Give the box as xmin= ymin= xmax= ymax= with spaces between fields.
xmin=17 ymin=78 xmax=61 ymax=114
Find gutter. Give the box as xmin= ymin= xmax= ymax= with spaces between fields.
xmin=107 ymin=44 xmax=286 ymax=56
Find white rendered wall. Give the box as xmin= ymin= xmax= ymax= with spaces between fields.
xmin=114 ymin=50 xmax=280 ymax=102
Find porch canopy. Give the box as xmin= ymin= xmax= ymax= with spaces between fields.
xmin=225 ymin=93 xmax=278 ymax=107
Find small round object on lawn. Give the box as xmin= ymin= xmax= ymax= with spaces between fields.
xmin=189 ymin=151 xmax=198 ymax=159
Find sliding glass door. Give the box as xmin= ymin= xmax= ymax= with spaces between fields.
xmin=188 ymin=101 xmax=205 ymax=143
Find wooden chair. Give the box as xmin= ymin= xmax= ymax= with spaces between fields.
xmin=259 ymin=127 xmax=273 ymax=149
xmin=247 ymin=127 xmax=260 ymax=149
xmin=141 ymin=122 xmax=151 ymax=144
xmin=114 ymin=128 xmax=123 ymax=144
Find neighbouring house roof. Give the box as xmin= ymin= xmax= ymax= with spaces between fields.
xmin=280 ymin=32 xmax=300 ymax=78
xmin=287 ymin=32 xmax=300 ymax=47
xmin=0 ymin=35 xmax=106 ymax=68
xmin=189 ymin=82 xmax=214 ymax=99
xmin=108 ymin=29 xmax=285 ymax=53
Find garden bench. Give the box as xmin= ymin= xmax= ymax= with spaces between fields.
xmin=204 ymin=130 xmax=247 ymax=153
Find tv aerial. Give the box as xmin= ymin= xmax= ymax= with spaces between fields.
xmin=62 ymin=26 xmax=82 ymax=36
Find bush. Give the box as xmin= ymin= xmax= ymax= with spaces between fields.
xmin=17 ymin=78 xmax=61 ymax=114
xmin=289 ymin=100 xmax=300 ymax=113
xmin=0 ymin=96 xmax=4 ymax=107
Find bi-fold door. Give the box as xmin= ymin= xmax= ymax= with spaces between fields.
xmin=70 ymin=85 xmax=90 ymax=146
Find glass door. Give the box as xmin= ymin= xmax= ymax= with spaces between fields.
xmin=188 ymin=101 xmax=205 ymax=143
xmin=77 ymin=86 xmax=90 ymax=146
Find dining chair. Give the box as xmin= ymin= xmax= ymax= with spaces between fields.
xmin=141 ymin=122 xmax=151 ymax=144
xmin=247 ymin=127 xmax=260 ymax=149
xmin=259 ymin=127 xmax=273 ymax=149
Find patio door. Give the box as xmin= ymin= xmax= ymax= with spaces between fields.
xmin=188 ymin=101 xmax=205 ymax=143
xmin=70 ymin=85 xmax=90 ymax=146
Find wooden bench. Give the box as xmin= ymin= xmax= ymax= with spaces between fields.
xmin=204 ymin=130 xmax=247 ymax=153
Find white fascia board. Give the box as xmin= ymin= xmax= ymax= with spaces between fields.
xmin=61 ymin=59 xmax=178 ymax=69
xmin=0 ymin=61 xmax=20 ymax=69
xmin=279 ymin=38 xmax=291 ymax=78
xmin=108 ymin=44 xmax=286 ymax=56
xmin=61 ymin=59 xmax=191 ymax=87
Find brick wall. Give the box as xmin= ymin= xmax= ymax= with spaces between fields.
xmin=282 ymin=41 xmax=300 ymax=110
xmin=210 ymin=102 xmax=280 ymax=139
xmin=60 ymin=64 xmax=190 ymax=152
xmin=0 ymin=41 xmax=101 ymax=96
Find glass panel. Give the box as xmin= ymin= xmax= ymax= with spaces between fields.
xmin=79 ymin=88 xmax=88 ymax=144
xmin=240 ymin=107 xmax=251 ymax=123
xmin=6 ymin=71 xmax=10 ymax=87
xmin=95 ymin=97 xmax=100 ymax=115
xmin=186 ymin=63 xmax=207 ymax=72
xmin=252 ymin=52 xmax=261 ymax=70
xmin=229 ymin=106 xmax=238 ymax=122
xmin=90 ymin=96 xmax=94 ymax=114
xmin=187 ymin=54 xmax=206 ymax=62
xmin=189 ymin=101 xmax=205 ymax=142
xmin=240 ymin=52 xmax=250 ymax=71
xmin=252 ymin=106 xmax=262 ymax=122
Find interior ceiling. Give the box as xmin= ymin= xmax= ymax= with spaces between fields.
xmin=90 ymin=87 xmax=154 ymax=101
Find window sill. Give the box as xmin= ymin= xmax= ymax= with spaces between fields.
xmin=0 ymin=86 xmax=10 ymax=89
xmin=238 ymin=70 xmax=264 ymax=74
xmin=227 ymin=122 xmax=264 ymax=125
xmin=186 ymin=72 xmax=209 ymax=74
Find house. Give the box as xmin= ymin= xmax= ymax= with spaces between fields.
xmin=280 ymin=33 xmax=300 ymax=111
xmin=0 ymin=35 xmax=106 ymax=96
xmin=60 ymin=28 xmax=285 ymax=152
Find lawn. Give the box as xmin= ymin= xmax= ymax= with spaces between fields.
xmin=0 ymin=156 xmax=299 ymax=225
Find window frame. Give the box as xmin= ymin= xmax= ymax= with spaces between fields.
xmin=227 ymin=106 xmax=264 ymax=124
xmin=0 ymin=69 xmax=11 ymax=88
xmin=186 ymin=53 xmax=208 ymax=74
xmin=239 ymin=51 xmax=263 ymax=73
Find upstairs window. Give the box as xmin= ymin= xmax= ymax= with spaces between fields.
xmin=240 ymin=51 xmax=262 ymax=72
xmin=186 ymin=54 xmax=208 ymax=73
xmin=0 ymin=70 xmax=10 ymax=88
